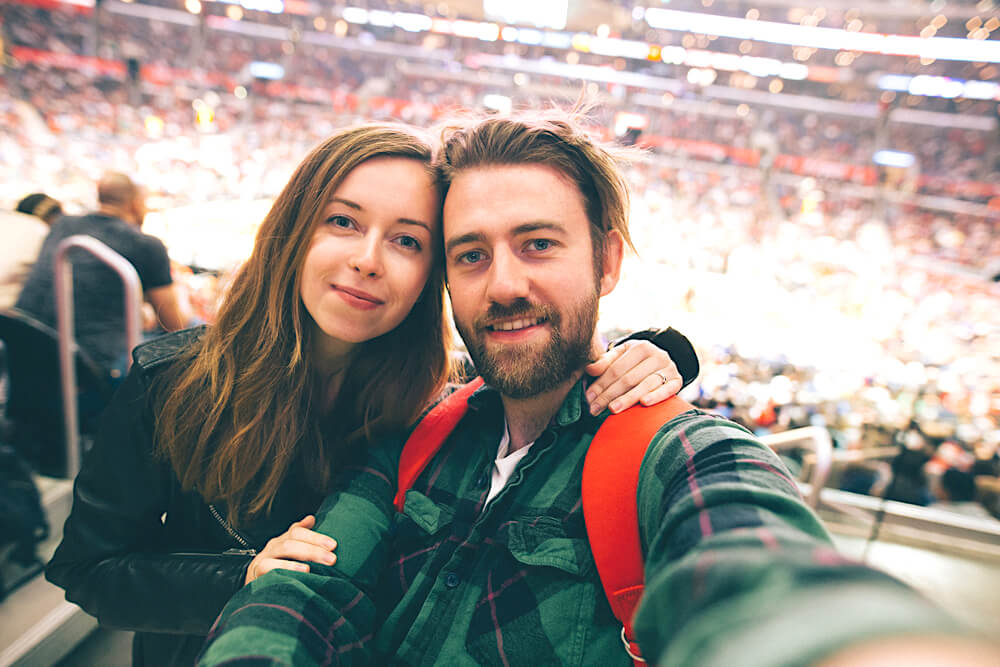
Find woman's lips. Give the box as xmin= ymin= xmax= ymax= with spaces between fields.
xmin=332 ymin=284 xmax=384 ymax=310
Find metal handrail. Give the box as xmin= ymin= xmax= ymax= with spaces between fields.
xmin=759 ymin=426 xmax=833 ymax=509
xmin=54 ymin=235 xmax=142 ymax=479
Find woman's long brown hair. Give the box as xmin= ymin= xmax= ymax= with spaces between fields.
xmin=155 ymin=124 xmax=453 ymax=525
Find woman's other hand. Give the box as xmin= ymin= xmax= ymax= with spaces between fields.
xmin=584 ymin=339 xmax=683 ymax=416
xmin=244 ymin=515 xmax=337 ymax=585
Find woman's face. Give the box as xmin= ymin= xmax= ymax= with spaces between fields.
xmin=300 ymin=156 xmax=440 ymax=360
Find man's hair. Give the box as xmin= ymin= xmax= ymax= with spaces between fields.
xmin=97 ymin=172 xmax=141 ymax=207
xmin=435 ymin=109 xmax=636 ymax=270
xmin=15 ymin=193 xmax=62 ymax=224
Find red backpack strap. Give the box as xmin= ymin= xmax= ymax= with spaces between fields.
xmin=583 ymin=396 xmax=695 ymax=665
xmin=394 ymin=378 xmax=485 ymax=512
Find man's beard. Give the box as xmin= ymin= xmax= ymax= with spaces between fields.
xmin=456 ymin=292 xmax=599 ymax=399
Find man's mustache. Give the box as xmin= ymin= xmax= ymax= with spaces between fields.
xmin=474 ymin=299 xmax=556 ymax=331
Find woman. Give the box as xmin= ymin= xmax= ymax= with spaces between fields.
xmin=45 ymin=124 xmax=691 ymax=666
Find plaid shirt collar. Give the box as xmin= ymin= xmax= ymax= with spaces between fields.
xmin=465 ymin=374 xmax=599 ymax=432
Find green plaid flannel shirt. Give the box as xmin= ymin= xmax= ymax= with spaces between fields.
xmin=199 ymin=381 xmax=959 ymax=666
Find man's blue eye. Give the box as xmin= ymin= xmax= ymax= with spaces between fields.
xmin=459 ymin=251 xmax=483 ymax=264
xmin=532 ymin=240 xmax=552 ymax=251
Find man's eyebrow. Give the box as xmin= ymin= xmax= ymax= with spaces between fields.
xmin=512 ymin=221 xmax=567 ymax=236
xmin=329 ymin=198 xmax=432 ymax=232
xmin=445 ymin=232 xmax=485 ymax=255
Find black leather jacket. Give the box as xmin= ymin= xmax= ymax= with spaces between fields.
xmin=45 ymin=328 xmax=323 ymax=666
xmin=45 ymin=326 xmax=698 ymax=666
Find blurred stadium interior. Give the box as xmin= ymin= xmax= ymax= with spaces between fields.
xmin=1 ymin=0 xmax=999 ymax=664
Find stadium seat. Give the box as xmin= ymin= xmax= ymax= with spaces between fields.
xmin=0 ymin=309 xmax=113 ymax=478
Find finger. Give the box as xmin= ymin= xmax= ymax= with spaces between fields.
xmin=605 ymin=375 xmax=669 ymax=414
xmin=638 ymin=378 xmax=684 ymax=406
xmin=584 ymin=343 xmax=628 ymax=397
xmin=295 ymin=515 xmax=316 ymax=529
xmin=287 ymin=526 xmax=338 ymax=551
xmin=256 ymin=558 xmax=312 ymax=579
xmin=588 ymin=352 xmax=660 ymax=414
xmin=265 ymin=538 xmax=338 ymax=566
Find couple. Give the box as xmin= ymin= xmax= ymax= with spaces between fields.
xmin=52 ymin=110 xmax=984 ymax=666
xmin=45 ymin=115 xmax=690 ymax=666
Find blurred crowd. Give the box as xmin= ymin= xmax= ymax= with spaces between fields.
xmin=609 ymin=166 xmax=1000 ymax=520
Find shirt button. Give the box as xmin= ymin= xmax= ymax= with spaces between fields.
xmin=445 ymin=572 xmax=460 ymax=588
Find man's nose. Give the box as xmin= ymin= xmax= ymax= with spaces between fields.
xmin=349 ymin=237 xmax=382 ymax=277
xmin=485 ymin=248 xmax=529 ymax=304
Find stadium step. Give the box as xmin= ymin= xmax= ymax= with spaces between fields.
xmin=0 ymin=476 xmax=97 ymax=667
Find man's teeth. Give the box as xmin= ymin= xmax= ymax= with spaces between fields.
xmin=492 ymin=318 xmax=542 ymax=331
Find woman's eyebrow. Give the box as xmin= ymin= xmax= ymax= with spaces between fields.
xmin=399 ymin=219 xmax=432 ymax=232
xmin=330 ymin=198 xmax=431 ymax=232
xmin=330 ymin=197 xmax=361 ymax=210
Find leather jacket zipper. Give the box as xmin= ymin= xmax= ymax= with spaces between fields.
xmin=208 ymin=503 xmax=257 ymax=554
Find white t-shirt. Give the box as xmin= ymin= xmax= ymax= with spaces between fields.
xmin=484 ymin=421 xmax=534 ymax=505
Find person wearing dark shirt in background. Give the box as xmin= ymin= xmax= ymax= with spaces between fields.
xmin=15 ymin=172 xmax=187 ymax=377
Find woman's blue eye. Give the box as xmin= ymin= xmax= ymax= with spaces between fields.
xmin=327 ymin=215 xmax=354 ymax=229
xmin=397 ymin=236 xmax=422 ymax=251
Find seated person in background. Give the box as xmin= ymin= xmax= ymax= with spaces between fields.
xmin=16 ymin=192 xmax=64 ymax=225
xmin=933 ymin=468 xmax=995 ymax=520
xmin=0 ymin=193 xmax=62 ymax=309
xmin=199 ymin=109 xmax=998 ymax=666
xmin=15 ymin=172 xmax=187 ymax=378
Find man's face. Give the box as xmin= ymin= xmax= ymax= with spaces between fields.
xmin=443 ymin=164 xmax=622 ymax=398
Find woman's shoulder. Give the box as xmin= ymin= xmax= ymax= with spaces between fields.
xmin=132 ymin=325 xmax=209 ymax=372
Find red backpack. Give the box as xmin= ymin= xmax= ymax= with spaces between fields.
xmin=394 ymin=378 xmax=694 ymax=664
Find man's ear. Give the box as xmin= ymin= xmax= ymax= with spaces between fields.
xmin=599 ymin=230 xmax=624 ymax=297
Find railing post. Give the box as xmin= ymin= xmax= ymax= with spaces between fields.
xmin=54 ymin=235 xmax=142 ymax=479
xmin=759 ymin=426 xmax=833 ymax=508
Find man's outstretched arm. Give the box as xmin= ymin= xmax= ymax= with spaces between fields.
xmin=198 ymin=442 xmax=401 ymax=666
xmin=634 ymin=411 xmax=976 ymax=667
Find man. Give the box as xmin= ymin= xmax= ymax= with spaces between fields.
xmin=15 ymin=172 xmax=186 ymax=376
xmin=199 ymin=113 xmax=994 ymax=666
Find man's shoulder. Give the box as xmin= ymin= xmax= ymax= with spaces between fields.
xmin=637 ymin=407 xmax=757 ymax=461
xmin=77 ymin=214 xmax=165 ymax=249
xmin=132 ymin=325 xmax=208 ymax=371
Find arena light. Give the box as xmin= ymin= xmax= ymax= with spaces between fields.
xmin=589 ymin=37 xmax=651 ymax=60
xmin=877 ymin=73 xmax=1000 ymax=100
xmin=516 ymin=28 xmax=544 ymax=45
xmin=873 ymin=150 xmax=916 ymax=168
xmin=237 ymin=0 xmax=283 ymax=13
xmin=877 ymin=74 xmax=911 ymax=92
xmin=393 ymin=13 xmax=432 ymax=33
xmin=963 ymin=80 xmax=1000 ymax=100
xmin=542 ymin=32 xmax=573 ymax=49
xmin=342 ymin=7 xmax=367 ymax=24
xmin=644 ymin=7 xmax=1000 ymax=63
xmin=909 ymin=75 xmax=964 ymax=99
xmin=248 ymin=61 xmax=284 ymax=80
xmin=483 ymin=0 xmax=569 ymax=31
xmin=368 ymin=10 xmax=394 ymax=28
xmin=482 ymin=94 xmax=512 ymax=114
